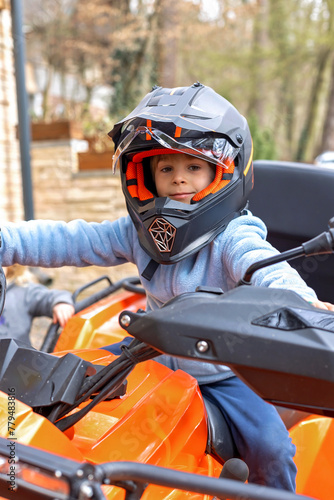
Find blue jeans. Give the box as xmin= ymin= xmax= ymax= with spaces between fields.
xmin=200 ymin=376 xmax=297 ymax=491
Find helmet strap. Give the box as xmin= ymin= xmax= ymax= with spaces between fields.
xmin=141 ymin=259 xmax=159 ymax=281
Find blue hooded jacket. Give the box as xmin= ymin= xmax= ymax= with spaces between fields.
xmin=0 ymin=212 xmax=317 ymax=383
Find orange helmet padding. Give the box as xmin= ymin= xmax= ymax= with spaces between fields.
xmin=126 ymin=161 xmax=153 ymax=201
xmin=126 ymin=149 xmax=235 ymax=202
xmin=192 ymin=158 xmax=235 ymax=201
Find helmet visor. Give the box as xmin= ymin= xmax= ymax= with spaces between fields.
xmin=112 ymin=126 xmax=240 ymax=172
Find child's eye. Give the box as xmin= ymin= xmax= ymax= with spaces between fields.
xmin=188 ymin=164 xmax=201 ymax=171
xmin=160 ymin=166 xmax=172 ymax=173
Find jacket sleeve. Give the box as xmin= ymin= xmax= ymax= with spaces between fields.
xmin=25 ymin=283 xmax=74 ymax=318
xmin=0 ymin=217 xmax=136 ymax=268
xmin=221 ymin=214 xmax=318 ymax=303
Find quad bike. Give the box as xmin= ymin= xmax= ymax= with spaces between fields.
xmin=0 ymin=154 xmax=334 ymax=500
xmin=0 ymin=211 xmax=333 ymax=500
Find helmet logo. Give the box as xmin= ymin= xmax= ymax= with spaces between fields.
xmin=149 ymin=218 xmax=176 ymax=253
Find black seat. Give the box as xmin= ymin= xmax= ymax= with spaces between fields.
xmin=248 ymin=160 xmax=334 ymax=302
xmin=204 ymin=397 xmax=239 ymax=464
xmin=204 ymin=396 xmax=309 ymax=463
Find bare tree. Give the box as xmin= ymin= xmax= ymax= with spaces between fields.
xmin=319 ymin=54 xmax=334 ymax=152
xmin=23 ymin=0 xmax=334 ymax=162
xmin=247 ymin=0 xmax=269 ymax=126
xmin=295 ymin=0 xmax=334 ymax=161
xmin=25 ymin=0 xmax=74 ymax=119
xmin=319 ymin=0 xmax=334 ymax=154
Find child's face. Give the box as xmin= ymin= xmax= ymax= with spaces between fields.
xmin=153 ymin=154 xmax=215 ymax=204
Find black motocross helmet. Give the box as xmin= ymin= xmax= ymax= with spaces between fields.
xmin=109 ymin=83 xmax=253 ymax=275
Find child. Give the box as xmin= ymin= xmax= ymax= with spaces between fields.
xmin=150 ymin=152 xmax=216 ymax=204
xmin=0 ymin=83 xmax=333 ymax=490
xmin=1 ymin=265 xmax=75 ymax=347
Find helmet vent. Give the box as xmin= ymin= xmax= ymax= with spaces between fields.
xmin=149 ymin=218 xmax=176 ymax=253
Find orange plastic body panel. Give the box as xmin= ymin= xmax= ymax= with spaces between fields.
xmin=0 ymin=347 xmax=222 ymax=499
xmin=54 ymin=290 xmax=146 ymax=352
xmin=0 ymin=392 xmax=83 ymax=461
xmin=291 ymin=415 xmax=334 ymax=499
xmin=4 ymin=287 xmax=333 ymax=499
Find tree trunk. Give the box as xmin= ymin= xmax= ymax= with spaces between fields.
xmin=295 ymin=47 xmax=331 ymax=162
xmin=320 ymin=53 xmax=334 ymax=152
xmin=247 ymin=0 xmax=269 ymax=126
xmin=41 ymin=66 xmax=54 ymax=120
xmin=156 ymin=0 xmax=178 ymax=88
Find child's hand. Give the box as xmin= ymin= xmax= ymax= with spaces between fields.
xmin=53 ymin=303 xmax=75 ymax=327
xmin=311 ymin=300 xmax=334 ymax=311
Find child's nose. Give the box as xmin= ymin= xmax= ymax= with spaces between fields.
xmin=172 ymin=171 xmax=186 ymax=183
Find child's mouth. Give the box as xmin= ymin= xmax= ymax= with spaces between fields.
xmin=170 ymin=192 xmax=193 ymax=200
